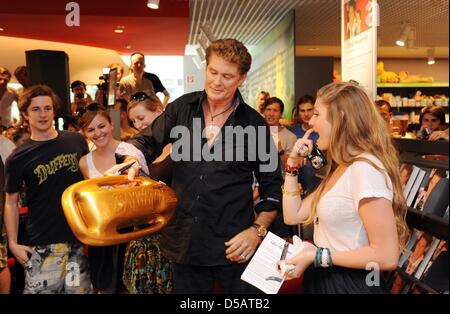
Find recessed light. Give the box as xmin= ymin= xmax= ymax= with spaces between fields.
xmin=114 ymin=26 xmax=125 ymax=33
xmin=147 ymin=0 xmax=159 ymax=9
xmin=125 ymin=44 xmax=132 ymax=50
xmin=0 ymin=27 xmax=4 ymax=31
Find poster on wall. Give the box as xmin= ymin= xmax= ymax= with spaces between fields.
xmin=240 ymin=10 xmax=295 ymax=119
xmin=341 ymin=0 xmax=378 ymax=99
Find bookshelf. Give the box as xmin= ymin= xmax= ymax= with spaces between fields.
xmin=377 ymin=82 xmax=449 ymax=88
xmin=377 ymin=83 xmax=449 ymax=116
xmin=389 ymin=138 xmax=449 ymax=294
xmin=406 ymin=207 xmax=448 ymax=241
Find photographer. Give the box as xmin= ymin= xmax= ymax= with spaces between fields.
xmin=70 ymin=80 xmax=93 ymax=116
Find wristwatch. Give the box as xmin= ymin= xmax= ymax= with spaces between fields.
xmin=252 ymin=223 xmax=268 ymax=238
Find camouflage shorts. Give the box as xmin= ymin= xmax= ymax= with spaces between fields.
xmin=23 ymin=242 xmax=93 ymax=294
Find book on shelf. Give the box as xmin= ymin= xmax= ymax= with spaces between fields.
xmin=405 ymin=166 xmax=427 ymax=207
xmin=391 ymin=230 xmax=437 ymax=294
xmin=410 ymin=241 xmax=448 ymax=294
xmin=412 ymin=168 xmax=436 ymax=210
xmin=421 ymin=174 xmax=449 ymax=217
xmin=401 ymin=164 xmax=419 ymax=198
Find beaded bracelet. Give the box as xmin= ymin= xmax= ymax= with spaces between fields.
xmin=284 ymin=163 xmax=300 ymax=176
xmin=314 ymin=247 xmax=323 ymax=268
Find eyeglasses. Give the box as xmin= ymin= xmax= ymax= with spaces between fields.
xmin=75 ymin=102 xmax=101 ymax=117
xmin=130 ymin=92 xmax=150 ymax=102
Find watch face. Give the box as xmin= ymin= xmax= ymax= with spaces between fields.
xmin=260 ymin=227 xmax=267 ymax=237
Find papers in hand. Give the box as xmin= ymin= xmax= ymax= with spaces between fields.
xmin=240 ymin=231 xmax=316 ymax=294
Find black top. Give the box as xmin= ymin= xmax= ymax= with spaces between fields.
xmin=129 ymin=90 xmax=283 ymax=266
xmin=143 ymin=72 xmax=166 ymax=94
xmin=4 ymin=131 xmax=89 ymax=245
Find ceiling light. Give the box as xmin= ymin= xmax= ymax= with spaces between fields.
xmin=114 ymin=26 xmax=124 ymax=33
xmin=147 ymin=0 xmax=159 ymax=9
xmin=427 ymin=48 xmax=436 ymax=65
xmin=396 ymin=25 xmax=411 ymax=47
xmin=125 ymin=44 xmax=132 ymax=50
xmin=0 ymin=27 xmax=4 ymax=31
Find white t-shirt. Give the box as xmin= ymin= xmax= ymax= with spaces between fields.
xmin=313 ymin=154 xmax=393 ymax=251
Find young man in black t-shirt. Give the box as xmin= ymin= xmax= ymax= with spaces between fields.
xmin=3 ymin=85 xmax=92 ymax=294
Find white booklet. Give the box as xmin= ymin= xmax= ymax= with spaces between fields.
xmin=240 ymin=231 xmax=316 ymax=294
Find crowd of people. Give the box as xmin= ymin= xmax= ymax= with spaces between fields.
xmin=0 ymin=38 xmax=448 ymax=294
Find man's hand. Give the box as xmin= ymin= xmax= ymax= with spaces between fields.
xmin=428 ymin=128 xmax=449 ymax=141
xmin=224 ymin=227 xmax=260 ymax=264
xmin=104 ymin=157 xmax=140 ymax=180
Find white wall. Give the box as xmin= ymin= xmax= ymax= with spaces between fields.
xmin=183 ymin=55 xmax=205 ymax=94
xmin=0 ymin=36 xmax=126 ymax=85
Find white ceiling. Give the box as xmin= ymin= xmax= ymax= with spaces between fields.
xmin=188 ymin=0 xmax=449 ymax=58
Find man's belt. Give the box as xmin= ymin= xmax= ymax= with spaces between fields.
xmin=61 ymin=175 xmax=177 ymax=246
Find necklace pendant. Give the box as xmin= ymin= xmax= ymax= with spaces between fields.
xmin=204 ymin=121 xmax=220 ymax=143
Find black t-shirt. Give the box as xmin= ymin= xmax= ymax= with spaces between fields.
xmin=143 ymin=72 xmax=166 ymax=94
xmin=4 ymin=131 xmax=89 ymax=245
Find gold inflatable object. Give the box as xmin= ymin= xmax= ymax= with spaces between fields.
xmin=61 ymin=175 xmax=177 ymax=246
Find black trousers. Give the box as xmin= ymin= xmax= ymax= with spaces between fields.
xmin=172 ymin=262 xmax=261 ymax=294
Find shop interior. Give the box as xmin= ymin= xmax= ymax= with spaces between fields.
xmin=0 ymin=0 xmax=448 ymax=295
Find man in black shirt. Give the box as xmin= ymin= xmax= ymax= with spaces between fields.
xmin=109 ymin=39 xmax=283 ymax=293
xmin=4 ymin=85 xmax=92 ymax=294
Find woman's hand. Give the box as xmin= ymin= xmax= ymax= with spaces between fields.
xmin=277 ymin=249 xmax=315 ymax=280
xmin=104 ymin=157 xmax=140 ymax=180
xmin=287 ymin=129 xmax=314 ymax=167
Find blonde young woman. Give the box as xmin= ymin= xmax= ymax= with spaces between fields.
xmin=123 ymin=92 xmax=173 ymax=294
xmin=280 ymin=82 xmax=408 ymax=293
xmin=78 ymin=104 xmax=148 ymax=293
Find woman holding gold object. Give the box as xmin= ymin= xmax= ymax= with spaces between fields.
xmin=78 ymin=103 xmax=147 ymax=293
xmin=279 ymin=82 xmax=408 ymax=293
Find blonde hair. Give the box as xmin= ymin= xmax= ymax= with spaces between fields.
xmin=306 ymin=82 xmax=408 ymax=247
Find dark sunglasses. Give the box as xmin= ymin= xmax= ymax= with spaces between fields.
xmin=130 ymin=92 xmax=150 ymax=102
xmin=75 ymin=102 xmax=101 ymax=117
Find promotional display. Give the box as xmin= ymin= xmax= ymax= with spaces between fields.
xmin=341 ymin=0 xmax=378 ymax=99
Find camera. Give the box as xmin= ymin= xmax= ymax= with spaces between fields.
xmin=307 ymin=144 xmax=327 ymax=170
xmin=96 ymin=75 xmax=109 ymax=92
xmin=75 ymin=93 xmax=84 ymax=100
xmin=421 ymin=127 xmax=430 ymax=140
